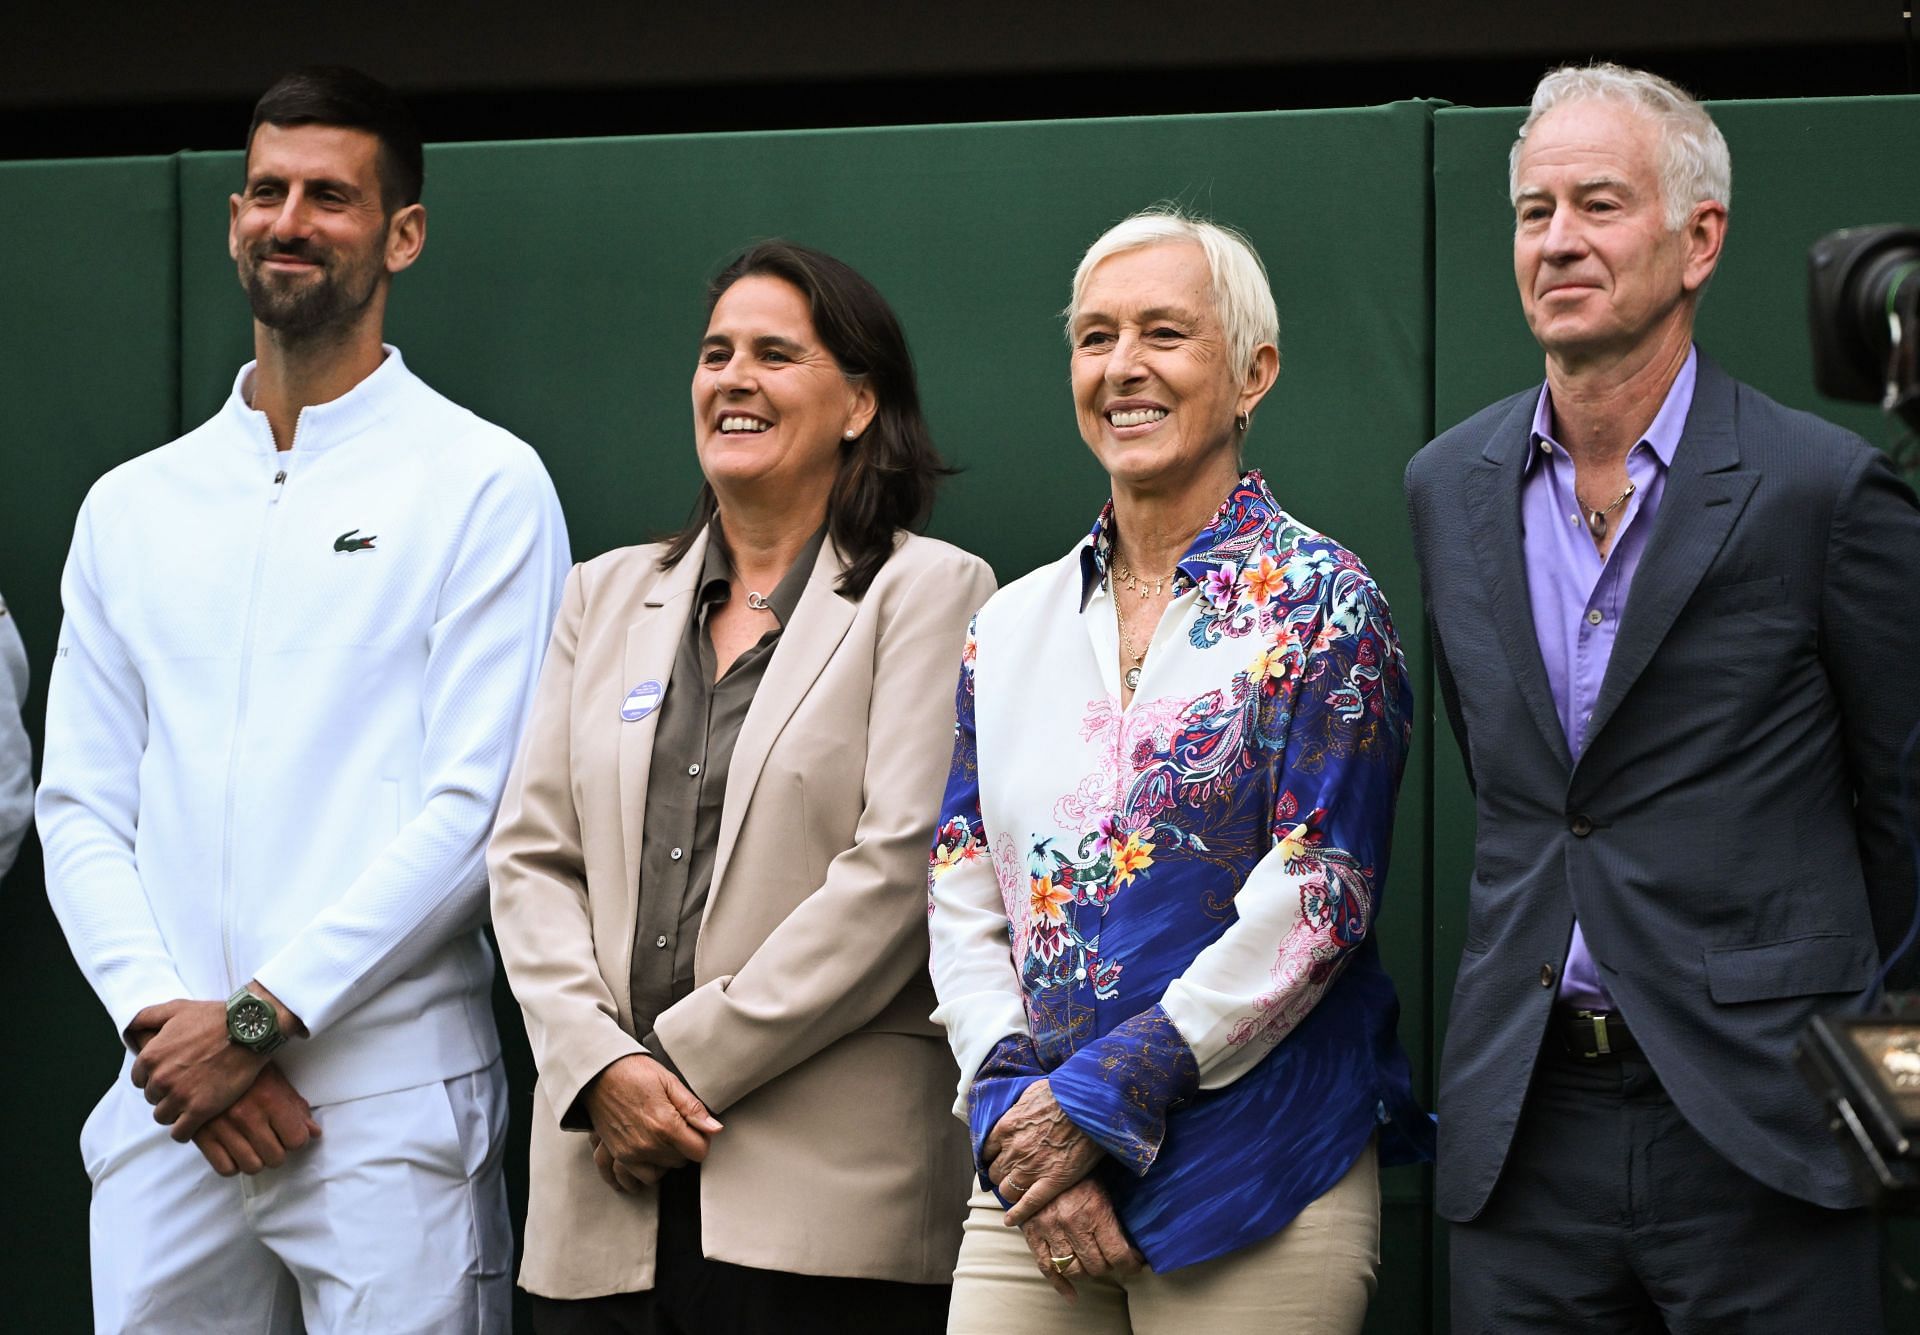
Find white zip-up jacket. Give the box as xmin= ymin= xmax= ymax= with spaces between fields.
xmin=38 ymin=347 xmax=570 ymax=1106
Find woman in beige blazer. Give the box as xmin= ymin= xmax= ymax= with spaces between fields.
xmin=489 ymin=240 xmax=996 ymax=1334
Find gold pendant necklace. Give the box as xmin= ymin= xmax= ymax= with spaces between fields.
xmin=1109 ymin=549 xmax=1175 ymax=692
xmin=1115 ymin=597 xmax=1146 ymax=691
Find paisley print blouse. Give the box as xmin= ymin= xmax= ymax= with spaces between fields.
xmin=928 ymin=471 xmax=1433 ymax=1270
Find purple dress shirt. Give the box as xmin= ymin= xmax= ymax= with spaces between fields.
xmin=1521 ymin=347 xmax=1697 ymax=1009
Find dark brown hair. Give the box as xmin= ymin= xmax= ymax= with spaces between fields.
xmin=248 ymin=66 xmax=424 ymax=213
xmin=659 ymin=240 xmax=952 ymax=598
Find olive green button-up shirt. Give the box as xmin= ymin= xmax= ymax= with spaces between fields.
xmin=633 ymin=525 xmax=825 ymax=1072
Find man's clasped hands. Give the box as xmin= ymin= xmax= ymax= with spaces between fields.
xmin=124 ymin=984 xmax=320 ymax=1178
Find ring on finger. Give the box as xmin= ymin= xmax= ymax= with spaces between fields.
xmin=1050 ymin=1252 xmax=1077 ymax=1275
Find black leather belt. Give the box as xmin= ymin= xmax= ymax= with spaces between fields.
xmin=1554 ymin=1006 xmax=1640 ymax=1060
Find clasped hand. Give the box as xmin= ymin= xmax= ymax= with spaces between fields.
xmin=128 ymin=995 xmax=321 ymax=1177
xmin=985 ymin=1080 xmax=1143 ymax=1300
xmin=129 ymin=998 xmax=269 ymax=1140
xmin=584 ymin=1053 xmax=723 ymax=1194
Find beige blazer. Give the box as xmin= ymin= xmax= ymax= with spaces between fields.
xmin=488 ymin=527 xmax=995 ymax=1299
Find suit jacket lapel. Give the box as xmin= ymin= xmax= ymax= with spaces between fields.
xmin=708 ymin=536 xmax=859 ymax=912
xmin=1583 ymin=356 xmax=1758 ymax=745
xmin=1463 ymin=394 xmax=1575 ymax=771
xmin=617 ymin=530 xmax=706 ymax=900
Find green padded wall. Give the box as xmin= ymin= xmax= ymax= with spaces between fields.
xmin=1431 ymin=96 xmax=1920 ymax=1329
xmin=173 ymin=102 xmax=1440 ymax=1331
xmin=9 ymin=92 xmax=1915 ymax=1330
xmin=0 ymin=158 xmax=181 ymax=1328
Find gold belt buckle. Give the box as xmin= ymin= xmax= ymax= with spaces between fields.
xmin=1573 ymin=1008 xmax=1611 ymax=1058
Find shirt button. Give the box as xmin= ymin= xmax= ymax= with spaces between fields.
xmin=688 ymin=764 xmax=700 ymax=777
xmin=670 ymin=847 xmax=684 ymax=861
xmin=1570 ymin=814 xmax=1593 ymax=837
xmin=1540 ymin=963 xmax=1556 ymax=987
xmin=656 ymin=935 xmax=669 ymax=949
xmin=1585 ymin=608 xmax=1603 ymax=625
xmin=1539 ymin=441 xmax=1552 ymax=454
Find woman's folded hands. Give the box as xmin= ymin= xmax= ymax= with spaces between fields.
xmin=583 ymin=1053 xmax=724 ymax=1193
xmin=986 ymin=1079 xmax=1144 ymax=1299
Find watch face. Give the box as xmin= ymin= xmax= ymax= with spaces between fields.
xmin=230 ymin=997 xmax=275 ymax=1045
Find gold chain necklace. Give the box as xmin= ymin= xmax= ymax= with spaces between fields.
xmin=1114 ymin=596 xmax=1148 ymax=691
xmin=1109 ymin=549 xmax=1175 ymax=691
xmin=1580 ymin=481 xmax=1636 ymax=542
xmin=1111 ymin=557 xmax=1174 ymax=602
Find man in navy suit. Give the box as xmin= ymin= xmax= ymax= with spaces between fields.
xmin=1406 ymin=62 xmax=1920 ymax=1332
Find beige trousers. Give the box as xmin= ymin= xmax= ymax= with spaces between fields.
xmin=948 ymin=1139 xmax=1379 ymax=1335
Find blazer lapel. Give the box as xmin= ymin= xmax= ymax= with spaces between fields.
xmin=707 ymin=536 xmax=859 ymax=911
xmin=1583 ymin=356 xmax=1757 ymax=745
xmin=1462 ymin=394 xmax=1575 ymax=771
xmin=617 ymin=530 xmax=707 ymax=900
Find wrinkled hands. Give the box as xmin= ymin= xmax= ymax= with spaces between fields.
xmin=1017 ymin=1178 xmax=1144 ymax=1302
xmin=985 ymin=1079 xmax=1104 ymax=1227
xmin=583 ymin=1053 xmax=723 ymax=1194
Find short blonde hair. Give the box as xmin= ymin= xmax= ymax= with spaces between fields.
xmin=1511 ymin=62 xmax=1732 ymax=230
xmin=1064 ymin=205 xmax=1281 ymax=380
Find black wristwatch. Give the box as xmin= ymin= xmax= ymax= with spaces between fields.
xmin=226 ymin=986 xmax=287 ymax=1056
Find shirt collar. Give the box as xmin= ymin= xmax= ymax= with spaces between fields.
xmin=701 ymin=522 xmax=826 ymax=628
xmin=1525 ymin=344 xmax=1698 ymax=472
xmin=1078 ymin=470 xmax=1280 ymax=609
xmin=225 ymin=344 xmax=414 ymax=455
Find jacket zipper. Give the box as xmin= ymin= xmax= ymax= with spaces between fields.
xmin=220 ymin=431 xmax=298 ymax=987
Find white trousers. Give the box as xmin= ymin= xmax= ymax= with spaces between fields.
xmin=83 ymin=1057 xmax=512 ymax=1334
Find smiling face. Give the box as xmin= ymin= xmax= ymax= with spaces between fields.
xmin=1070 ymin=242 xmax=1274 ymax=497
xmin=1512 ymin=98 xmax=1723 ymax=370
xmin=229 ymin=122 xmax=421 ymax=338
xmin=692 ymin=274 xmax=876 ymax=511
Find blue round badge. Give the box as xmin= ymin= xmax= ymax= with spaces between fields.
xmin=621 ymin=680 xmax=664 ymax=722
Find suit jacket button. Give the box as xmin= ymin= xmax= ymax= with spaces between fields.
xmin=1539 ymin=963 xmax=1556 ymax=987
xmin=1569 ymin=814 xmax=1593 ymax=837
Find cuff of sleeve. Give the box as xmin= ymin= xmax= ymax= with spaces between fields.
xmin=639 ymin=1029 xmax=703 ymax=1107
xmin=550 ymin=1026 xmax=649 ymax=1133
xmin=108 ymin=968 xmax=194 ymax=1050
xmin=966 ymin=1033 xmax=1047 ymax=1193
xmin=250 ymin=955 xmax=339 ymax=1040
xmin=1049 ymin=1005 xmax=1199 ymax=1176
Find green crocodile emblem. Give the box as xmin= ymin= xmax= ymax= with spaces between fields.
xmin=333 ymin=529 xmax=378 ymax=553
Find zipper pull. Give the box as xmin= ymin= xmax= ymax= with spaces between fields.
xmin=270 ymin=467 xmax=287 ymax=503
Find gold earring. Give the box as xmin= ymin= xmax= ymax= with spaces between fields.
xmin=1235 ymin=411 xmax=1251 ymax=433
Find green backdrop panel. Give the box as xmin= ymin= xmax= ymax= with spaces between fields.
xmin=175 ymin=102 xmax=1439 ymax=1329
xmin=0 ymin=156 xmax=180 ymax=1327
xmin=1432 ymin=95 xmax=1920 ymax=1329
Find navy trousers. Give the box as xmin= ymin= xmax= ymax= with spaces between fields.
xmin=1450 ymin=1035 xmax=1885 ymax=1333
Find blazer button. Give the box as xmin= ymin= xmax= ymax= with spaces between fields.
xmin=1569 ymin=814 xmax=1593 ymax=837
xmin=1540 ymin=963 xmax=1556 ymax=987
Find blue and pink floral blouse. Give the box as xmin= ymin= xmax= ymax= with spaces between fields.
xmin=927 ymin=471 xmax=1433 ymax=1271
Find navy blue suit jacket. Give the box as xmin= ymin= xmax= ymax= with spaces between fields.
xmin=1406 ymin=352 xmax=1920 ymax=1219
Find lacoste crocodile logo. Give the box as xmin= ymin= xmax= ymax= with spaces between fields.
xmin=333 ymin=529 xmax=378 ymax=553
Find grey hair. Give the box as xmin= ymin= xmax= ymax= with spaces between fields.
xmin=1063 ymin=205 xmax=1281 ymax=381
xmin=1510 ymin=63 xmax=1732 ymax=230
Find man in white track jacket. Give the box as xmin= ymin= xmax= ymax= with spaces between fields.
xmin=0 ymin=589 xmax=29 ymax=880
xmin=36 ymin=67 xmax=569 ymax=1333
